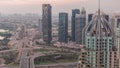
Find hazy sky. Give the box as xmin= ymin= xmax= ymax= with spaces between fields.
xmin=0 ymin=0 xmax=119 ymax=15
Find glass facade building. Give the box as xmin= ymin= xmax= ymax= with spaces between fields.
xmin=42 ymin=4 xmax=52 ymax=44
xmin=58 ymin=13 xmax=68 ymax=43
xmin=71 ymin=9 xmax=80 ymax=42
xmin=75 ymin=8 xmax=86 ymax=44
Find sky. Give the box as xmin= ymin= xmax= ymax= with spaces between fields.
xmin=0 ymin=0 xmax=119 ymax=15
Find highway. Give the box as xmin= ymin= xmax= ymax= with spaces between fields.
xmin=0 ymin=49 xmax=18 ymax=53
xmin=0 ymin=58 xmax=5 ymax=68
xmin=39 ymin=45 xmax=80 ymax=54
xmin=19 ymin=49 xmax=29 ymax=68
xmin=0 ymin=27 xmax=80 ymax=68
xmin=0 ymin=66 xmax=11 ymax=68
xmin=0 ymin=58 xmax=10 ymax=68
xmin=29 ymin=57 xmax=35 ymax=68
xmin=27 ymin=51 xmax=56 ymax=68
xmin=0 ymin=43 xmax=79 ymax=68
xmin=36 ymin=62 xmax=78 ymax=68
xmin=18 ymin=45 xmax=43 ymax=68
xmin=29 ymin=52 xmax=46 ymax=68
xmin=0 ymin=47 xmax=42 ymax=53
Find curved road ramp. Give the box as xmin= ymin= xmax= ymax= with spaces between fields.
xmin=0 ymin=64 xmax=11 ymax=68
xmin=35 ymin=62 xmax=78 ymax=68
xmin=0 ymin=59 xmax=12 ymax=68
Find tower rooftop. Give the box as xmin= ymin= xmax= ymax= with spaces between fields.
xmin=84 ymin=11 xmax=114 ymax=37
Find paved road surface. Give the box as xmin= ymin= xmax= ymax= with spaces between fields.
xmin=0 ymin=65 xmax=11 ymax=68
xmin=19 ymin=49 xmax=29 ymax=68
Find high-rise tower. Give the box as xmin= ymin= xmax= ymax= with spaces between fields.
xmin=58 ymin=13 xmax=68 ymax=43
xmin=111 ymin=14 xmax=120 ymax=32
xmin=116 ymin=24 xmax=120 ymax=68
xmin=82 ymin=0 xmax=118 ymax=68
xmin=71 ymin=9 xmax=80 ymax=42
xmin=42 ymin=4 xmax=52 ymax=44
xmin=75 ymin=8 xmax=86 ymax=44
xmin=18 ymin=25 xmax=26 ymax=40
xmin=38 ymin=19 xmax=42 ymax=37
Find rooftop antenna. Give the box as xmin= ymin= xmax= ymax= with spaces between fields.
xmin=98 ymin=0 xmax=100 ymax=16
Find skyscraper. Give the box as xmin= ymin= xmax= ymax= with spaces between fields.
xmin=83 ymin=10 xmax=118 ymax=68
xmin=116 ymin=24 xmax=120 ymax=68
xmin=71 ymin=9 xmax=80 ymax=42
xmin=111 ymin=14 xmax=120 ymax=32
xmin=75 ymin=8 xmax=86 ymax=44
xmin=42 ymin=4 xmax=52 ymax=44
xmin=18 ymin=25 xmax=26 ymax=40
xmin=58 ymin=13 xmax=68 ymax=43
xmin=38 ymin=19 xmax=42 ymax=36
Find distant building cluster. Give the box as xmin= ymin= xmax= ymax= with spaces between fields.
xmin=40 ymin=3 xmax=120 ymax=68
xmin=41 ymin=4 xmax=86 ymax=44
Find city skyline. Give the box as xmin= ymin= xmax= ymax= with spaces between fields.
xmin=0 ymin=0 xmax=120 ymax=68
xmin=0 ymin=0 xmax=119 ymax=14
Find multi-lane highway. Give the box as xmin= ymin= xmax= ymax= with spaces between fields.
xmin=0 ymin=27 xmax=80 ymax=68
xmin=0 ymin=47 xmax=42 ymax=54
xmin=19 ymin=49 xmax=29 ymax=68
